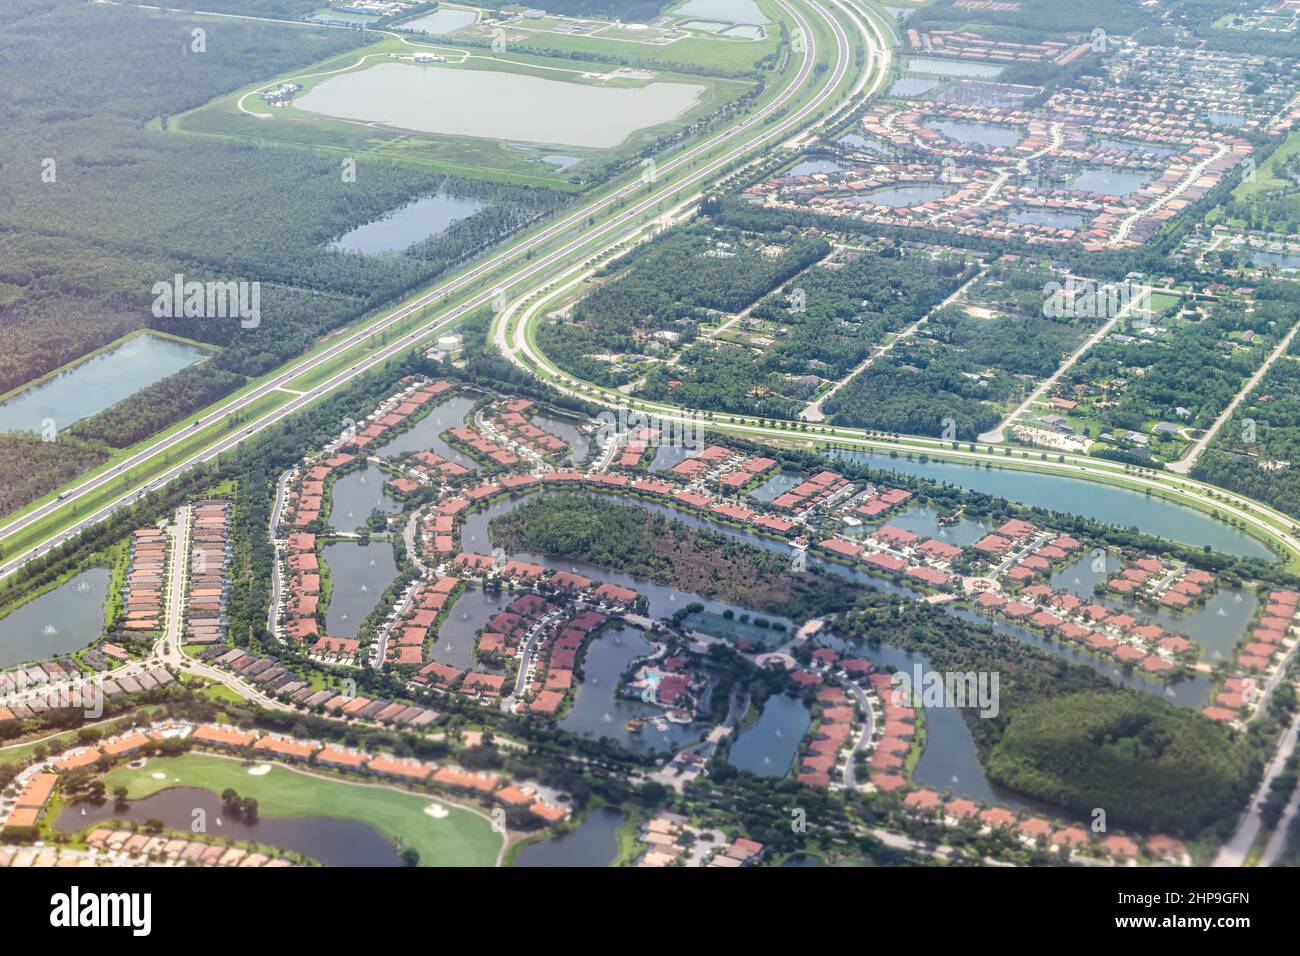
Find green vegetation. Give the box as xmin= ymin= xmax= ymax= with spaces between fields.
xmin=540 ymin=225 xmax=830 ymax=391
xmin=1194 ymin=351 xmax=1300 ymax=520
xmin=825 ymin=262 xmax=1103 ymax=439
xmin=101 ymin=752 xmax=502 ymax=866
xmin=985 ymin=690 xmax=1256 ymax=835
xmin=0 ymin=434 xmax=110 ymax=518
xmin=0 ymin=3 xmax=557 ymax=480
xmin=1059 ymin=285 xmax=1300 ymax=459
xmin=489 ymin=491 xmax=860 ymax=618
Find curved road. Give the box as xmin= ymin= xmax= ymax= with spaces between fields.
xmin=0 ymin=0 xmax=861 ymax=583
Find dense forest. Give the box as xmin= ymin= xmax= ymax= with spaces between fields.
xmin=0 ymin=434 xmax=109 ymax=518
xmin=68 ymin=365 xmax=246 ymax=448
xmin=0 ymin=1 xmax=560 ymax=508
xmin=984 ymin=690 xmax=1255 ymax=834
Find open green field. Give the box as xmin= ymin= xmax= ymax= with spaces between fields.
xmin=1233 ymin=128 xmax=1300 ymax=200
xmin=443 ymin=4 xmax=783 ymax=75
xmin=101 ymin=752 xmax=503 ymax=867
xmin=174 ymin=33 xmax=757 ymax=185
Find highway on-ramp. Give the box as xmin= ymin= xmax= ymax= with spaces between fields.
xmin=0 ymin=0 xmax=865 ymax=584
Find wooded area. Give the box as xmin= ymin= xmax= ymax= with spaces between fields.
xmin=0 ymin=2 xmax=557 ymax=505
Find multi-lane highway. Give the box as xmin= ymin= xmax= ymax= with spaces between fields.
xmin=0 ymin=0 xmax=867 ymax=583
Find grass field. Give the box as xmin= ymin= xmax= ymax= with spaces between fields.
xmin=458 ymin=11 xmax=783 ymax=75
xmin=1232 ymin=128 xmax=1300 ymax=200
xmin=174 ymin=34 xmax=758 ymax=185
xmin=102 ymin=752 xmax=503 ymax=867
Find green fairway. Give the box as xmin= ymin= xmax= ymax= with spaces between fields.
xmin=102 ymin=752 xmax=503 ymax=867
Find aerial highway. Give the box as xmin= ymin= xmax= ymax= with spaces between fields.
xmin=0 ymin=0 xmax=874 ymax=583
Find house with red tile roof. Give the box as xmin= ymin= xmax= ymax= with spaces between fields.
xmin=904 ymin=789 xmax=942 ymax=811
xmin=974 ymin=534 xmax=1013 ymax=555
xmin=193 ymin=724 xmax=259 ymax=749
xmin=980 ymin=807 xmax=1017 ymax=829
xmin=944 ymin=798 xmax=980 ymax=820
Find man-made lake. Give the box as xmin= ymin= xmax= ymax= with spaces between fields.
xmin=1067 ymin=168 xmax=1153 ymax=196
xmin=832 ymin=449 xmax=1273 ymax=560
xmin=857 ymin=184 xmax=953 ymax=208
xmin=1010 ymin=209 xmax=1086 ymax=229
xmin=532 ymin=411 xmax=590 ymax=463
xmin=59 ymin=788 xmax=402 ymax=867
xmin=889 ymin=77 xmax=940 ymax=97
xmin=321 ymin=540 xmax=398 ymax=637
xmin=906 ymin=57 xmax=1003 ymax=78
xmin=0 ymin=333 xmax=208 ymax=434
xmin=514 ymin=806 xmax=626 ymax=867
xmin=838 ymin=132 xmax=888 ymax=153
xmin=727 ymin=693 xmax=811 ymax=776
xmin=675 ymin=0 xmax=768 ymax=22
xmin=749 ymin=471 xmax=803 ymax=502
xmin=296 ymin=64 xmax=705 ymax=149
xmin=373 ymin=394 xmax=478 ymax=467
xmin=329 ymin=194 xmax=487 ymax=254
xmin=1049 ymin=552 xmax=1257 ymax=660
xmin=1252 ymin=250 xmax=1300 ymax=271
xmin=1098 ymin=139 xmax=1176 ymax=158
xmin=681 ymin=608 xmax=792 ymax=646
xmin=789 ymin=158 xmax=845 ymax=176
xmin=403 ymin=7 xmax=476 ymax=34
xmin=429 ymin=588 xmax=510 ymax=672
xmin=328 ymin=464 xmax=403 ymax=530
xmin=923 ymin=119 xmax=1021 ymax=147
xmin=846 ymin=503 xmax=994 ymax=548
xmin=0 ymin=568 xmax=110 ymax=668
xmin=559 ymin=625 xmax=703 ymax=751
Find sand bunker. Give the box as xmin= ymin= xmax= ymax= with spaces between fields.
xmin=247 ymin=763 xmax=273 ymax=776
xmin=423 ymin=802 xmax=450 ymax=819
